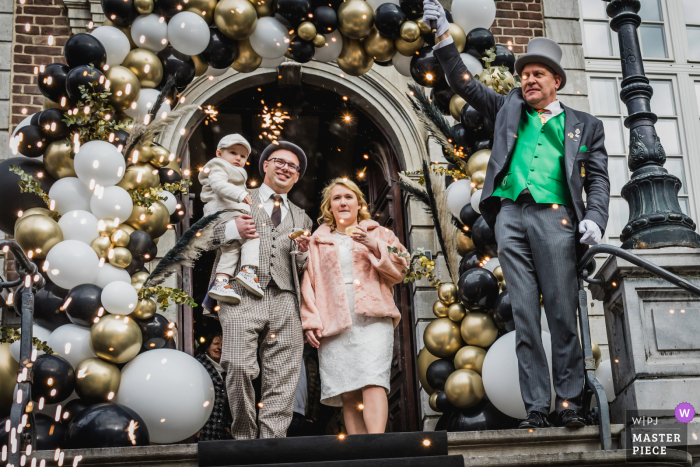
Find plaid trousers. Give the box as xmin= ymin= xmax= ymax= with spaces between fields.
xmin=218 ymin=285 xmax=304 ymax=439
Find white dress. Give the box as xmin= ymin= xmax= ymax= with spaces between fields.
xmin=317 ymin=232 xmax=394 ymax=407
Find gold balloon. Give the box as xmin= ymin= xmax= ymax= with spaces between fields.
xmin=399 ymin=21 xmax=420 ymax=42
xmin=363 ymin=28 xmax=396 ymax=62
xmin=122 ymin=49 xmax=164 ymax=89
xmin=149 ymin=145 xmax=173 ymax=168
xmin=91 ymin=235 xmax=113 ymax=259
xmin=231 ymin=39 xmax=262 ymax=73
xmin=471 ymin=170 xmax=486 ymax=190
xmin=500 ymin=279 xmax=507 ymax=292
xmin=457 ymin=233 xmax=475 ymax=256
xmin=192 ymin=54 xmax=209 ymax=77
xmin=493 ymin=265 xmax=504 ymax=282
xmin=437 ymin=282 xmax=458 ymax=305
xmin=90 ymin=315 xmax=143 ymax=364
xmin=134 ymin=0 xmax=154 ymax=14
xmin=449 ymin=23 xmax=466 ymax=53
xmin=18 ymin=207 xmax=52 ymax=220
xmin=215 ymin=0 xmax=258 ymax=40
xmin=460 ymin=312 xmax=498 ymax=348
xmin=14 ymin=214 xmax=63 ymax=259
xmin=125 ymin=201 xmax=170 ymax=238
xmin=449 ymin=94 xmax=466 ymax=121
xmin=133 ymin=144 xmax=155 ymax=165
xmin=444 ymin=369 xmax=484 ymax=408
xmin=454 ymin=346 xmax=487 ymax=374
xmin=250 ymin=0 xmax=275 ymax=17
xmin=337 ymin=39 xmax=374 ymax=76
xmin=467 ymin=149 xmax=492 ymax=177
xmin=395 ymin=35 xmax=424 ymax=56
xmin=43 ymin=97 xmax=71 ymax=111
xmin=117 ymin=163 xmax=160 ymax=190
xmin=433 ymin=300 xmax=448 ymax=318
xmin=105 ymin=66 xmax=141 ymax=112
xmin=131 ymin=271 xmax=150 ymax=284
xmin=338 ymin=0 xmax=374 ymax=39
xmin=99 ymin=218 xmax=120 ymax=237
xmin=0 ymin=343 xmax=18 ymax=418
xmin=164 ymin=157 xmax=182 ymax=176
xmin=447 ymin=303 xmax=466 ymax=322
xmin=109 ymin=247 xmax=133 ymax=268
xmin=416 ymin=18 xmax=431 ymax=35
xmin=111 ymin=229 xmax=131 ymax=248
xmin=592 ymin=341 xmax=602 ymax=368
xmin=298 ymin=21 xmax=317 ymax=41
xmin=417 ymin=346 xmax=441 ymax=394
xmin=132 ymin=281 xmax=145 ymax=292
xmin=118 ymin=224 xmax=136 ymax=235
xmin=429 ymin=392 xmax=439 ymax=411
xmin=312 ymin=34 xmax=326 ymax=47
xmin=74 ymin=358 xmax=121 ymax=402
xmin=185 ymin=0 xmax=217 ymax=24
xmin=479 ymin=67 xmax=515 ymax=92
xmin=132 ymin=298 xmax=157 ymax=320
xmin=424 ymin=317 xmax=464 ymax=358
xmin=43 ymin=139 xmax=76 ymax=179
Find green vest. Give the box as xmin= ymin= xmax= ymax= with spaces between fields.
xmin=492 ymin=106 xmax=572 ymax=207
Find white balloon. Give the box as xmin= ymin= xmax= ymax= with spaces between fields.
xmin=91 ymin=26 xmax=131 ymax=66
xmin=101 ymin=281 xmax=138 ymax=315
xmin=90 ymin=186 xmax=134 ymax=220
xmin=74 ymin=140 xmax=125 ymax=188
xmin=12 ymin=114 xmax=34 ymax=138
xmin=48 ymin=177 xmax=93 ymax=215
xmin=124 ymin=88 xmax=171 ymax=122
xmin=48 ymin=324 xmax=97 ymax=369
xmin=168 ymin=12 xmax=210 ymax=56
xmin=366 ymin=0 xmax=398 ymax=9
xmin=249 ymin=17 xmax=290 ymax=59
xmin=131 ymin=14 xmax=168 ymax=53
xmin=58 ymin=210 xmax=99 ymax=244
xmin=482 ymin=330 xmax=555 ymax=419
xmin=45 ymin=240 xmax=100 ymax=289
xmin=260 ymin=56 xmax=285 ymax=69
xmin=471 ymin=189 xmax=483 ymax=213
xmin=116 ymin=349 xmax=215 ymax=443
xmin=460 ymin=53 xmax=484 ymax=76
xmin=452 ymin=0 xmax=497 ymax=36
xmin=595 ymin=360 xmax=616 ymax=402
xmin=392 ymin=52 xmax=412 ymax=77
xmin=10 ymin=325 xmax=51 ymax=362
xmin=160 ymin=191 xmax=178 ymax=214
xmin=447 ymin=179 xmax=472 ymax=219
xmin=205 ymin=66 xmax=228 ymax=77
xmin=93 ymin=263 xmax=131 ymax=288
xmin=313 ymin=30 xmax=343 ymax=63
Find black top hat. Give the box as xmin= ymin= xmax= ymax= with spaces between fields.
xmin=259 ymin=141 xmax=308 ymax=178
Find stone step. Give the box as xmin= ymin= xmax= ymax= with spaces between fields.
xmin=222 ymin=455 xmax=465 ymax=467
xmin=461 ymin=449 xmax=691 ymax=467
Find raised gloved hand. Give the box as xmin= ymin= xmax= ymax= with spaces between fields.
xmin=579 ymin=219 xmax=602 ymax=245
xmin=422 ymin=0 xmax=450 ymax=37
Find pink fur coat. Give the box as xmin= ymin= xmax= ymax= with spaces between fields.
xmin=300 ymin=220 xmax=409 ymax=337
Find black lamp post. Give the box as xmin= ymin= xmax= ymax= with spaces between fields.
xmin=605 ymin=0 xmax=700 ymax=249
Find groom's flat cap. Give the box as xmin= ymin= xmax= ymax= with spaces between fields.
xmin=259 ymin=141 xmax=307 ymax=178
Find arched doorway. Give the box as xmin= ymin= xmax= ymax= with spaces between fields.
xmin=159 ymin=62 xmax=427 ymax=432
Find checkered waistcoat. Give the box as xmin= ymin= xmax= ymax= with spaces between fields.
xmin=212 ymin=189 xmax=313 ymax=297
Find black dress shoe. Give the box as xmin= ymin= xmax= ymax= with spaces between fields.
xmin=556 ymin=409 xmax=586 ymax=427
xmin=519 ymin=411 xmax=551 ymax=429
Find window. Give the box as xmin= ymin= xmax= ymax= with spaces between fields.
xmin=684 ymin=0 xmax=700 ymax=61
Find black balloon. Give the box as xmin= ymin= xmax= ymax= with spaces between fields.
xmin=170 ymin=200 xmax=187 ymax=224
xmin=492 ymin=44 xmax=515 ymax=74
xmin=16 ymin=125 xmax=47 ymax=158
xmin=450 ymin=123 xmax=467 ymax=154
xmin=459 ymin=250 xmax=485 ymax=276
xmin=426 ymin=359 xmax=455 ymax=391
xmin=491 ymin=291 xmax=514 ymax=332
xmin=61 ymin=398 xmax=92 ymax=425
xmin=66 ymin=65 xmax=107 ymax=103
xmin=38 ymin=108 xmax=71 ymax=140
xmin=29 ymin=281 xmax=71 ymax=331
xmin=474 ymin=140 xmax=492 ymax=151
xmin=459 ymin=204 xmax=480 ymax=230
xmin=447 ymin=401 xmax=519 ymax=432
xmin=64 ymin=33 xmax=107 ymax=69
xmin=38 ymin=64 xmax=70 ymax=103
xmin=102 ymin=0 xmax=138 ymax=25
xmin=313 ymin=6 xmax=337 ymax=33
xmin=435 ymin=391 xmax=454 ymax=413
xmin=410 ymin=46 xmax=444 ymax=88
xmin=137 ymin=313 xmax=173 ymax=350
xmin=35 ymin=413 xmax=68 ymax=449
xmin=158 ymin=47 xmax=196 ymax=89
xmin=126 ymin=255 xmax=145 ymax=275
xmin=66 ymin=403 xmax=150 ymax=449
xmin=201 ymin=27 xmax=238 ymax=69
xmin=458 ymin=267 xmax=499 ymax=312
xmin=461 ymin=105 xmax=493 ymax=136
xmin=64 ymin=284 xmax=103 ymax=327
xmin=444 ymin=9 xmax=453 ymax=22
xmin=399 ymin=0 xmax=422 ymax=19
xmin=30 ymin=112 xmax=42 ymax=126
xmin=464 ymin=47 xmax=481 ymax=61
xmin=375 ymin=59 xmax=393 ymax=66
xmin=110 ymin=129 xmax=130 ymax=151
xmin=465 ymin=28 xmax=495 ymax=55
xmin=127 ymin=230 xmax=154 ymax=258
xmin=471 ymin=216 xmax=498 ymax=258
xmin=288 ymin=37 xmax=315 ymax=63
xmin=159 ymin=167 xmax=182 ymax=184
xmin=435 ymin=411 xmax=451 ymax=431
xmin=374 ymin=3 xmax=406 ymax=38
xmin=277 ymin=0 xmax=313 ymax=25
xmin=430 ymin=79 xmax=455 ymax=116
xmin=0 ymin=157 xmax=56 ymax=235
xmin=144 ymin=241 xmax=159 ymax=261
xmin=31 ymin=354 xmax=75 ymax=404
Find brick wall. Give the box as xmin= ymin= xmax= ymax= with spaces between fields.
xmin=492 ymin=0 xmax=544 ymax=54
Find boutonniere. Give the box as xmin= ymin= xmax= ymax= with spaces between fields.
xmin=579 ymin=145 xmax=588 ymax=152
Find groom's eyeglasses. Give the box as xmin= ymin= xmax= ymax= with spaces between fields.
xmin=268 ymin=157 xmax=301 ymax=174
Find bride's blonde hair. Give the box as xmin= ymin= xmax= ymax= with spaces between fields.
xmin=318 ymin=178 xmax=371 ymax=228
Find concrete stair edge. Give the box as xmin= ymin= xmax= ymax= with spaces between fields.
xmin=461 ymin=449 xmax=692 ymax=467
xmin=447 ymin=425 xmax=626 ymax=448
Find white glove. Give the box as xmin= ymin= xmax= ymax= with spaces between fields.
xmin=579 ymin=219 xmax=602 ymax=245
xmin=422 ymin=0 xmax=450 ymax=37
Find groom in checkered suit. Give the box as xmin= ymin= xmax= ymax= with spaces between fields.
xmin=212 ymin=141 xmax=313 ymax=439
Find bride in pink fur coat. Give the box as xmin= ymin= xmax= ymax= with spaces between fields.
xmin=300 ymin=178 xmax=408 ymax=434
